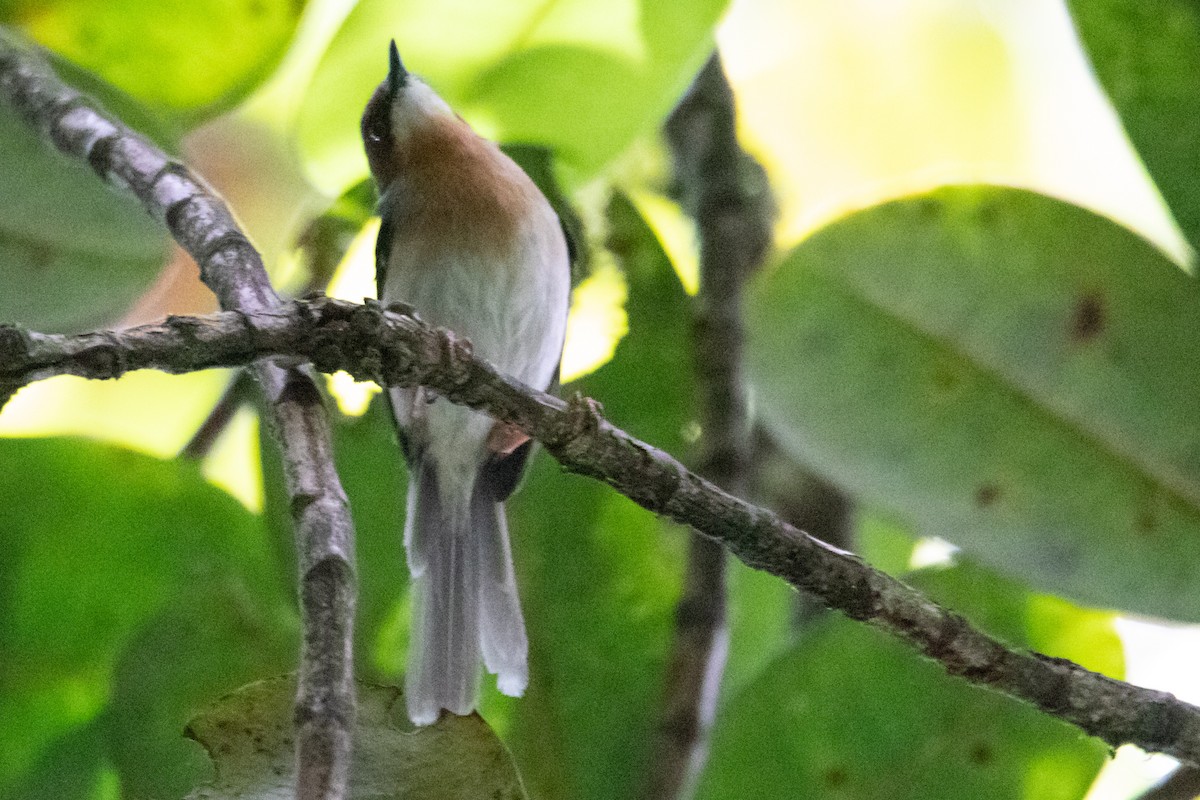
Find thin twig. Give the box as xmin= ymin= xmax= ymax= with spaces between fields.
xmin=0 ymin=34 xmax=356 ymax=800
xmin=3 ymin=296 xmax=1200 ymax=766
xmin=178 ymin=369 xmax=255 ymax=460
xmin=643 ymin=53 xmax=774 ymax=800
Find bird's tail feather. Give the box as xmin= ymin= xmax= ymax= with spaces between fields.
xmin=472 ymin=483 xmax=528 ymax=695
xmin=404 ymin=461 xmax=528 ymax=725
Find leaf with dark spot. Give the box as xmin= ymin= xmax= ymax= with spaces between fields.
xmin=750 ymin=186 xmax=1200 ymax=620
xmin=1070 ymin=293 xmax=1106 ymax=342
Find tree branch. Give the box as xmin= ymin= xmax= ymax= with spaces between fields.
xmin=751 ymin=426 xmax=856 ymax=626
xmin=3 ymin=296 xmax=1199 ymax=766
xmin=642 ymin=52 xmax=775 ymax=800
xmin=0 ymin=33 xmax=355 ymax=800
xmin=1134 ymin=766 xmax=1200 ymax=800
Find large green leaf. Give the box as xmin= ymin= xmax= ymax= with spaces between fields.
xmin=749 ymin=186 xmax=1200 ymax=619
xmin=296 ymin=0 xmax=727 ymax=193
xmin=1067 ymin=0 xmax=1200 ymax=255
xmin=0 ymin=438 xmax=283 ymax=792
xmin=0 ymin=721 xmax=110 ymax=800
xmin=695 ymin=563 xmax=1118 ymax=800
xmin=6 ymin=0 xmax=300 ymax=119
xmin=0 ymin=101 xmax=167 ymax=332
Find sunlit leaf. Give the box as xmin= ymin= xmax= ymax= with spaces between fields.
xmin=749 ymin=185 xmax=1200 ymax=620
xmin=185 ymin=676 xmax=528 ymax=800
xmin=10 ymin=0 xmax=300 ymax=119
xmin=296 ymin=0 xmax=727 ymax=193
xmin=718 ymin=1 xmax=1189 ymax=263
xmin=696 ymin=563 xmax=1116 ymax=800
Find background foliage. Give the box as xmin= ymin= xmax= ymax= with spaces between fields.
xmin=2 ymin=1 xmax=1198 ymax=798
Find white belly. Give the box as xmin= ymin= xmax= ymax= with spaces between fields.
xmin=382 ymin=197 xmax=570 ymax=496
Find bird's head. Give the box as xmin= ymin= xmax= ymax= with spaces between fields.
xmin=361 ymin=41 xmax=455 ymax=188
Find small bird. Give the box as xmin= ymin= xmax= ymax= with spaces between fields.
xmin=361 ymin=42 xmax=571 ymax=725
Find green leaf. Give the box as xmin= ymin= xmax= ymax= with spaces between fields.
xmin=695 ymin=563 xmax=1117 ymax=800
xmin=0 ymin=101 xmax=167 ymax=332
xmin=184 ymin=676 xmax=528 ymax=800
xmin=0 ymin=722 xmax=109 ymax=800
xmin=1067 ymin=0 xmax=1200 ymax=255
xmin=748 ymin=186 xmax=1200 ymax=620
xmin=722 ymin=559 xmax=795 ymax=700
xmin=0 ymin=438 xmax=280 ymax=789
xmin=8 ymin=0 xmax=300 ymax=119
xmin=103 ymin=591 xmax=298 ymax=799
xmin=296 ymin=0 xmax=727 ymax=193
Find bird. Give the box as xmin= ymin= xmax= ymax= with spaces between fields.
xmin=360 ymin=41 xmax=571 ymax=725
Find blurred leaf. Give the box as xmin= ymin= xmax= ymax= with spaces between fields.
xmin=185 ymin=676 xmax=527 ymax=800
xmin=296 ymin=0 xmax=727 ymax=193
xmin=0 ymin=722 xmax=109 ymax=800
xmin=104 ymin=589 xmax=297 ymax=799
xmin=856 ymin=510 xmax=918 ymax=576
xmin=0 ymin=438 xmax=280 ymax=789
xmin=696 ymin=563 xmax=1115 ymax=800
xmin=9 ymin=0 xmax=300 ymax=119
xmin=722 ymin=559 xmax=794 ymax=700
xmin=0 ymin=101 xmax=166 ymax=332
xmin=0 ymin=371 xmax=231 ymax=457
xmin=1067 ymin=0 xmax=1200 ymax=256
xmin=749 ymin=186 xmax=1200 ymax=620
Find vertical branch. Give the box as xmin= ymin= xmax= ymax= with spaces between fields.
xmin=0 ymin=35 xmax=356 ymax=800
xmin=644 ymin=53 xmax=774 ymax=800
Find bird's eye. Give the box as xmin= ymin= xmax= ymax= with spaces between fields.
xmin=361 ymin=87 xmax=395 ymax=154
xmin=369 ymin=114 xmax=389 ymax=144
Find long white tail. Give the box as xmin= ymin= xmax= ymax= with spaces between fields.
xmin=404 ymin=461 xmax=528 ymax=725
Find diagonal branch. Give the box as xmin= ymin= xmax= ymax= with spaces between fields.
xmin=0 ymin=33 xmax=355 ymax=800
xmin=3 ymin=296 xmax=1200 ymax=767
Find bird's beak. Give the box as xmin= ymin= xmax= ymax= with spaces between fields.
xmin=388 ymin=40 xmax=407 ymax=97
